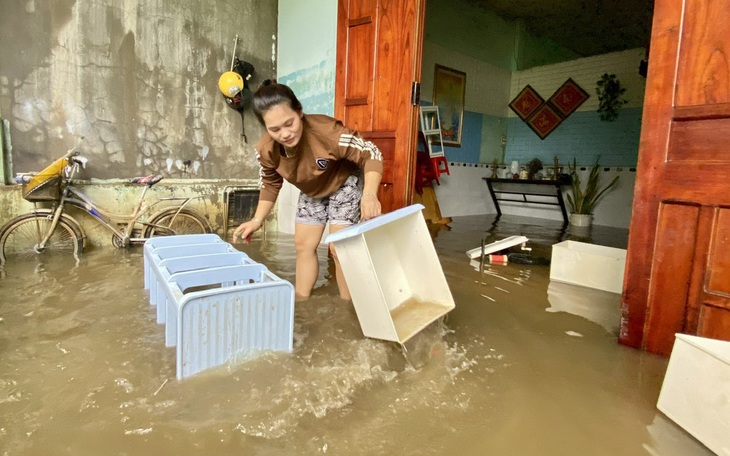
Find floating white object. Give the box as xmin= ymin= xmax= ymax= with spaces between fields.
xmin=657 ymin=334 xmax=730 ymax=456
xmin=465 ymin=235 xmax=529 ymax=259
xmin=549 ymin=240 xmax=626 ymax=294
xmin=325 ymin=204 xmax=455 ymax=344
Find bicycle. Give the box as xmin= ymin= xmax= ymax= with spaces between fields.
xmin=0 ymin=145 xmax=212 ymax=265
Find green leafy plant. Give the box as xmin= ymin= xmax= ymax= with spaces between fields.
xmin=596 ymin=73 xmax=627 ymax=121
xmin=567 ymin=158 xmax=619 ymax=215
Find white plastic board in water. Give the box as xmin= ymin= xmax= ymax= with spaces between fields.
xmin=550 ymin=240 xmax=626 ymax=294
xmin=325 ymin=204 xmax=455 ymax=344
xmin=465 ymin=235 xmax=529 ymax=259
xmin=657 ymin=334 xmax=730 ymax=456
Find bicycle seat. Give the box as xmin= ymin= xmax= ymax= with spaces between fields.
xmin=130 ymin=174 xmax=163 ymax=186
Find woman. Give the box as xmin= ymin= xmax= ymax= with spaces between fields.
xmin=233 ymin=81 xmax=383 ymax=301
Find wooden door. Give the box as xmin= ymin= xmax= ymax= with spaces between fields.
xmin=335 ymin=0 xmax=426 ymax=212
xmin=621 ymin=0 xmax=730 ymax=355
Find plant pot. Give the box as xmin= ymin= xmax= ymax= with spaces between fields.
xmin=569 ymin=213 xmax=593 ymax=227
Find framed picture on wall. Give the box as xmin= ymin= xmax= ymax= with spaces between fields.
xmin=433 ymin=64 xmax=466 ymax=147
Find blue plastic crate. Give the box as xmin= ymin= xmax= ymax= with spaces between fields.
xmin=143 ymin=234 xmax=224 ymax=289
xmin=160 ymin=264 xmax=294 ymax=379
xmin=151 ymin=251 xmax=254 ymax=323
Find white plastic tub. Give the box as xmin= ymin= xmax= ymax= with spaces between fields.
xmin=325 ymin=204 xmax=455 ymax=344
xmin=549 ymin=240 xmax=626 ymax=294
xmin=657 ymin=334 xmax=730 ymax=455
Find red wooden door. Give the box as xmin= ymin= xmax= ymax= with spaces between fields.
xmin=334 ymin=0 xmax=426 ymax=212
xmin=621 ymin=0 xmax=730 ymax=355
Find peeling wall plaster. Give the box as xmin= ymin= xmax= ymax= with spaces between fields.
xmin=0 ymin=0 xmax=277 ymax=181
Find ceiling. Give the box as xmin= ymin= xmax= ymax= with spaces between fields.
xmin=465 ymin=0 xmax=654 ymax=57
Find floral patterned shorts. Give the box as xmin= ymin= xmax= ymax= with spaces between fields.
xmin=296 ymin=174 xmax=363 ymax=226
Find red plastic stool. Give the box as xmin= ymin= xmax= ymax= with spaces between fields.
xmin=430 ymin=156 xmax=450 ymax=185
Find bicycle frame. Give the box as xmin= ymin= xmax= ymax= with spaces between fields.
xmin=62 ymin=185 xmax=200 ymax=241
xmin=34 ymin=158 xmax=204 ymax=250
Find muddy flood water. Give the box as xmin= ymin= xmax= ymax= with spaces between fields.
xmin=0 ymin=214 xmax=714 ymax=456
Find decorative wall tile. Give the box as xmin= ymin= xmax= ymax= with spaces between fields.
xmin=509 ymin=85 xmax=544 ymax=121
xmin=548 ymin=78 xmax=590 ymax=117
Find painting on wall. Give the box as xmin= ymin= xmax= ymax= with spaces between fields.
xmin=433 ymin=64 xmax=466 ymax=147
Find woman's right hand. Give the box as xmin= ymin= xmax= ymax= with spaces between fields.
xmin=232 ymin=217 xmax=263 ymax=244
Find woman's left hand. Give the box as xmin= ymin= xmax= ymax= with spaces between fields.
xmin=360 ymin=193 xmax=381 ymax=220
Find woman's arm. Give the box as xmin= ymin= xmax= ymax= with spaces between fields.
xmin=232 ymin=199 xmax=275 ymax=244
xmin=360 ymin=170 xmax=382 ymax=220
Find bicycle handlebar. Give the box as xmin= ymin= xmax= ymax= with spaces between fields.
xmin=62 ymin=136 xmax=84 ymax=159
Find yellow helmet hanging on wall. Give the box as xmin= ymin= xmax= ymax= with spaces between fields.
xmin=218 ymin=71 xmax=244 ymax=98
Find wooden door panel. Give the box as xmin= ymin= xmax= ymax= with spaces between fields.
xmin=336 ymin=0 xmax=425 ymax=213
xmin=643 ymin=203 xmax=700 ymax=354
xmin=668 ymin=118 xmax=730 ymax=163
xmin=621 ymin=0 xmax=730 ymax=355
xmin=345 ymin=21 xmax=374 ymax=104
xmin=698 ymin=306 xmax=730 ymax=339
xmin=706 ymin=208 xmax=730 ymax=296
xmin=675 ymin=0 xmax=730 ymax=106
xmin=373 ymin=0 xmax=414 ymax=131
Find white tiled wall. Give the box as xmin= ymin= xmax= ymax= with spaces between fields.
xmin=434 ymin=163 xmax=635 ymax=228
xmin=509 ymin=48 xmax=647 ymax=113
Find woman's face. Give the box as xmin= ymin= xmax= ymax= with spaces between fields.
xmin=262 ymin=102 xmax=304 ymax=148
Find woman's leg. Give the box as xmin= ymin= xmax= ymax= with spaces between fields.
xmin=327 ymin=224 xmax=351 ymax=300
xmin=294 ymin=222 xmax=326 ymax=299
xmin=324 ymin=175 xmax=364 ymax=301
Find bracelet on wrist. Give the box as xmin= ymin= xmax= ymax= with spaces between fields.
xmin=251 ymin=217 xmax=263 ymax=224
xmin=362 ymin=192 xmax=377 ymax=197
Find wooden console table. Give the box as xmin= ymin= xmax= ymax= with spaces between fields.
xmin=483 ymin=176 xmax=573 ymax=224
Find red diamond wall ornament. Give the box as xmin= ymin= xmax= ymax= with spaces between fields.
xmin=511 ymin=79 xmax=589 ymax=140
xmin=509 ymin=85 xmax=544 ymax=121
xmin=548 ymin=78 xmax=590 ymax=118
xmin=526 ymin=104 xmax=564 ymax=140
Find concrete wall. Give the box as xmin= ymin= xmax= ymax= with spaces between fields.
xmin=0 ymin=0 xmax=278 ymax=240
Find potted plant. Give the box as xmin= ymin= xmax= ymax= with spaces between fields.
xmin=566 ymin=158 xmax=619 ymax=227
xmin=596 ymin=73 xmax=628 ymax=121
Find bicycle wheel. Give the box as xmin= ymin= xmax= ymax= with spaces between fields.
xmin=0 ymin=213 xmax=83 ymax=264
xmin=144 ymin=208 xmax=211 ymax=238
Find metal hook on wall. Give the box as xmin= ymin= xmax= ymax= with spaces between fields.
xmin=230 ymin=34 xmax=239 ymax=71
